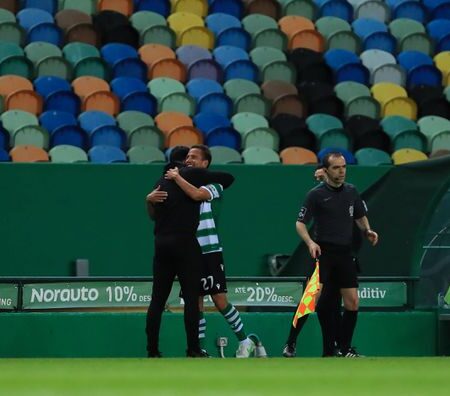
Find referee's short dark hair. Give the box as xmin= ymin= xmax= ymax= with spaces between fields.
xmin=322 ymin=152 xmax=345 ymax=168
xmin=191 ymin=144 xmax=212 ymax=167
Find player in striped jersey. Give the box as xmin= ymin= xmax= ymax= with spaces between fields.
xmin=165 ymin=145 xmax=255 ymax=358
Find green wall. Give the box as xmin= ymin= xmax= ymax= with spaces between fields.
xmin=0 ymin=163 xmax=388 ymax=277
xmin=0 ymin=311 xmax=437 ymax=357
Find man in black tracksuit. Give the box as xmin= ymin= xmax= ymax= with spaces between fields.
xmin=145 ymin=147 xmax=234 ymax=357
xmin=288 ymin=152 xmax=379 ymax=357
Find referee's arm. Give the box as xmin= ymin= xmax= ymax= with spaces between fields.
xmin=355 ymin=216 xmax=379 ymax=246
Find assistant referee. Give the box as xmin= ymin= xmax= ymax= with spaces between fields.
xmin=296 ymin=152 xmax=378 ymax=357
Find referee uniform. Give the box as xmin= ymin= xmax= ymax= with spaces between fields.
xmin=298 ymin=181 xmax=367 ymax=356
xmin=146 ymin=166 xmax=234 ymax=357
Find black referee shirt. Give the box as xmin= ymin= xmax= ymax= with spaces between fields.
xmin=297 ymin=182 xmax=367 ymax=246
xmin=153 ymin=166 xmax=234 ymax=237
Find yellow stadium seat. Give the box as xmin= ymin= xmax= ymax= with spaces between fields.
xmin=391 ymin=148 xmax=427 ymax=165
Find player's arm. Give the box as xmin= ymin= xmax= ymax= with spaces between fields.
xmin=296 ymin=194 xmax=321 ymax=258
xmin=355 ymin=216 xmax=378 ymax=246
xmin=165 ymin=167 xmax=211 ymax=201
xmin=145 ymin=185 xmax=167 ymax=220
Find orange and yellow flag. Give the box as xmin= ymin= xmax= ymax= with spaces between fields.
xmin=292 ymin=259 xmax=320 ymax=328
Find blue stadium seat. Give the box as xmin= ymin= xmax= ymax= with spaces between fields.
xmin=88 ymin=145 xmax=127 ymax=163
xmin=213 ymin=45 xmax=249 ymax=68
xmin=27 ymin=22 xmax=63 ymax=46
xmin=186 ymin=78 xmax=223 ymax=101
xmin=50 ymin=125 xmax=88 ymax=149
xmin=193 ymin=112 xmax=231 ymax=134
xmin=209 ymin=0 xmax=244 ymax=19
xmin=437 ymin=33 xmax=450 ymax=52
xmin=78 ymin=110 xmax=116 ymax=133
xmin=319 ymin=0 xmax=354 ymax=22
xmin=100 ymin=43 xmax=139 ymax=65
xmin=205 ymin=126 xmax=241 ymax=150
xmin=110 ymin=57 xmax=147 ymax=80
xmin=0 ymin=125 xmax=10 ymax=150
xmin=317 ymin=146 xmax=356 ymax=164
xmin=407 ymin=64 xmax=442 ymax=87
xmin=397 ymin=50 xmax=433 ymax=71
xmin=176 ymin=45 xmax=213 ymax=68
xmin=39 ymin=110 xmax=77 ymax=133
xmin=111 ymin=77 xmax=157 ymax=115
xmin=324 ymin=49 xmax=360 ymax=70
xmin=44 ymin=90 xmax=81 ymax=115
xmin=197 ymin=92 xmax=233 ymax=118
xmin=134 ymin=0 xmax=171 ymax=17
xmin=0 ymin=147 xmax=10 ymax=161
xmin=335 ymin=63 xmax=370 ymax=85
xmin=90 ymin=125 xmax=127 ymax=149
xmin=205 ymin=12 xmax=241 ymax=36
xmin=22 ymin=0 xmax=58 ymax=15
xmin=224 ymin=59 xmax=259 ymax=82
xmin=427 ymin=19 xmax=450 ymax=41
xmin=34 ymin=76 xmax=71 ymax=99
xmin=392 ymin=0 xmax=427 ymax=23
xmin=352 ymin=18 xmax=388 ymax=40
xmin=17 ymin=8 xmax=53 ymax=31
xmin=430 ymin=2 xmax=450 ymax=19
xmin=216 ymin=27 xmax=251 ymax=51
xmin=363 ymin=31 xmax=397 ymax=54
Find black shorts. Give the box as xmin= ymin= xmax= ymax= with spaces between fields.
xmin=318 ymin=243 xmax=359 ymax=289
xmin=199 ymin=251 xmax=227 ymax=296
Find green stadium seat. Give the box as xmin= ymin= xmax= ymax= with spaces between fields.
xmin=253 ymin=28 xmax=288 ymax=51
xmin=242 ymin=126 xmax=280 ymax=150
xmin=159 ymin=92 xmax=196 ymax=116
xmin=60 ymin=0 xmax=97 ymax=15
xmin=127 ymin=145 xmax=166 ymax=163
xmin=1 ymin=110 xmax=39 ymax=136
xmin=234 ymin=93 xmax=271 ymax=117
xmin=49 ymin=145 xmax=88 ymax=163
xmin=13 ymin=125 xmax=49 ymax=150
xmin=326 ymin=30 xmax=361 ymax=53
xmin=250 ymin=46 xmax=287 ymax=71
xmin=281 ymin=0 xmax=317 ymax=20
xmin=355 ymin=147 xmax=392 ymax=165
xmin=417 ymin=116 xmax=450 ymax=152
xmin=130 ymin=11 xmax=167 ymax=33
xmin=381 ymin=115 xmax=427 ymax=152
xmin=117 ymin=111 xmax=155 ymax=133
xmin=0 ymin=22 xmax=25 ymax=46
xmin=141 ymin=25 xmax=177 ymax=48
xmin=0 ymin=8 xmax=15 ymax=24
xmin=24 ymin=42 xmax=61 ymax=64
xmin=223 ymin=79 xmax=261 ymax=103
xmin=315 ymin=16 xmax=351 ymax=39
xmin=242 ymin=146 xmax=280 ymax=164
xmin=231 ymin=112 xmax=269 ymax=135
xmin=127 ymin=125 xmax=165 ymax=149
xmin=209 ymin=146 xmax=242 ymax=164
xmin=242 ymin=14 xmax=278 ymax=37
xmin=262 ymin=60 xmax=297 ymax=84
xmin=147 ymin=77 xmax=186 ymax=103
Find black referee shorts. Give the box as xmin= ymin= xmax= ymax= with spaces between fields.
xmin=318 ymin=242 xmax=359 ymax=289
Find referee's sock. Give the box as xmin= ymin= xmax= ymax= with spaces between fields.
xmin=220 ymin=303 xmax=247 ymax=341
xmin=198 ymin=311 xmax=206 ymax=350
xmin=286 ymin=313 xmax=308 ymax=346
xmin=340 ymin=309 xmax=358 ymax=352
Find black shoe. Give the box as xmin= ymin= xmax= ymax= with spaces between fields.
xmin=147 ymin=350 xmax=162 ymax=358
xmin=282 ymin=343 xmax=296 ymax=358
xmin=186 ymin=349 xmax=210 ymax=358
xmin=340 ymin=347 xmax=364 ymax=358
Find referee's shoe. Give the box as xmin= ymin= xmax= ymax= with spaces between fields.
xmin=339 ymin=347 xmax=364 ymax=358
xmin=282 ymin=343 xmax=296 ymax=358
xmin=186 ymin=349 xmax=210 ymax=358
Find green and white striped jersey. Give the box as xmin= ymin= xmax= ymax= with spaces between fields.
xmin=196 ymin=183 xmax=223 ymax=254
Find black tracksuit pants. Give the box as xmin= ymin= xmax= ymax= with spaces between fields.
xmin=146 ymin=234 xmax=202 ymax=354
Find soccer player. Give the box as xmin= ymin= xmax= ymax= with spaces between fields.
xmin=164 ymin=145 xmax=256 ymax=358
xmin=287 ymin=152 xmax=378 ymax=357
xmin=145 ymin=147 xmax=234 ymax=358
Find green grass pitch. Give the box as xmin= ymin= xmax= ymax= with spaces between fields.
xmin=0 ymin=358 xmax=448 ymax=396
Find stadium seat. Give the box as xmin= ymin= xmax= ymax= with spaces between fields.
xmin=117 ymin=110 xmax=154 ymax=132
xmin=318 ymin=0 xmax=353 ymax=23
xmin=209 ymin=0 xmax=244 ymax=19
xmin=89 ymin=125 xmax=127 ymax=149
xmin=241 ymin=146 xmax=280 ymax=164
xmin=354 ymin=0 xmax=390 ymax=23
xmin=88 ymin=145 xmax=127 ymax=163
xmin=380 ymin=115 xmax=427 ymax=151
xmin=155 ymin=111 xmax=193 ymax=135
xmin=98 ymin=0 xmax=134 ymax=17
xmin=127 ymin=125 xmax=164 ymax=149
xmin=27 ymin=22 xmax=63 ymax=47
xmin=55 ymin=9 xmax=92 ymax=31
xmin=282 ymin=0 xmax=318 ymax=20
xmin=417 ymin=115 xmax=450 ymax=151
xmin=354 ymin=147 xmax=392 ymax=165
xmin=43 ymin=90 xmax=81 ymax=115
xmin=50 ymin=125 xmax=88 ymax=149
xmin=279 ymin=146 xmax=318 ymax=164
xmin=72 ymin=76 xmax=110 ymax=100
xmin=10 ymin=144 xmax=49 ymax=162
xmin=6 ymin=90 xmax=43 ymax=115
xmin=39 ymin=110 xmax=77 ymax=133
xmin=0 ymin=21 xmax=25 ymax=46
xmin=149 ymin=58 xmax=187 ymax=82
xmin=127 ymin=145 xmax=166 ymax=163
xmin=205 ymin=12 xmax=241 ymax=36
xmin=392 ymin=0 xmax=427 ymax=23
xmin=130 ymin=10 xmax=166 ymax=33
xmin=166 ymin=125 xmax=203 ymax=147
xmin=49 ymin=145 xmax=88 ymax=163
xmin=270 ymin=112 xmax=316 ymax=151
xmin=204 ymin=126 xmax=241 ymax=150
xmin=147 ymin=77 xmax=186 ymax=103
xmin=231 ymin=112 xmax=269 ymax=135
xmin=209 ymin=145 xmax=242 ymax=164
xmin=78 ymin=110 xmax=116 ymax=134
xmin=159 ymin=92 xmax=196 ymax=116
xmin=134 ymin=0 xmax=171 ymax=17
xmin=17 ymin=8 xmax=54 ymax=32
xmin=345 ymin=114 xmax=390 ymax=151
xmin=175 ymin=45 xmax=213 ymax=68
xmin=186 ymin=78 xmax=224 ymax=101
xmin=0 ymin=75 xmax=33 ymax=97
xmin=391 ymin=147 xmax=428 ymax=164
xmin=0 ymin=147 xmax=10 ymax=161
xmin=13 ymin=125 xmax=49 ymax=150
xmin=271 ymin=93 xmax=307 ymax=118
xmin=193 ymin=112 xmax=231 ymax=134
xmin=140 ymin=24 xmax=176 ymax=48
xmin=242 ymin=126 xmax=279 ymax=151
xmin=216 ymin=27 xmax=251 ymax=51
xmin=187 ymin=59 xmax=223 ymax=83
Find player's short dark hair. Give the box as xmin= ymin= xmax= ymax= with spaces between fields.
xmin=322 ymin=152 xmax=345 ymax=168
xmin=191 ymin=144 xmax=212 ymax=167
xmin=169 ymin=146 xmax=189 ymax=163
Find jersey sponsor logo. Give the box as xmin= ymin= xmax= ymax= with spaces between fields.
xmin=349 ymin=205 xmax=354 ymax=217
xmin=298 ymin=207 xmax=307 ymax=220
xmin=323 ymin=196 xmax=332 ymax=202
